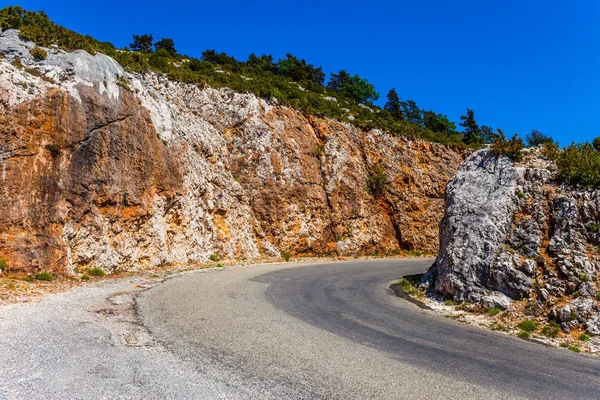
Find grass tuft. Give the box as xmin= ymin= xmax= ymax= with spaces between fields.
xmin=35 ymin=272 xmax=54 ymax=281
xmin=88 ymin=268 xmax=105 ymax=277
xmin=487 ymin=307 xmax=503 ymax=316
xmin=517 ymin=319 xmax=539 ymax=332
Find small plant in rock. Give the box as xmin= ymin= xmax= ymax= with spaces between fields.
xmin=596 ymin=293 xmax=600 ymax=301
xmin=579 ymin=333 xmax=591 ymax=342
xmin=24 ymin=276 xmax=34 ymax=282
xmin=516 ymin=191 xmax=526 ymax=199
xmin=568 ymin=345 xmax=581 ymax=353
xmin=586 ymin=223 xmax=600 ymax=233
xmin=35 ymin=272 xmax=54 ymax=281
xmin=11 ymin=57 xmax=23 ymax=69
xmin=524 ymin=301 xmax=542 ymax=317
xmin=367 ymin=165 xmax=388 ymax=195
xmin=487 ymin=307 xmax=503 ymax=316
xmin=216 ymin=263 xmax=224 ymax=268
xmin=541 ymin=322 xmax=561 ymax=338
xmin=115 ymin=74 xmax=130 ymax=90
xmin=209 ymin=254 xmax=220 ymax=262
xmin=0 ymin=256 xmax=6 ymax=273
xmin=311 ymin=144 xmax=325 ymax=158
xmin=88 ymin=267 xmax=105 ymax=277
xmin=517 ymin=319 xmax=539 ymax=332
xmin=81 ymin=274 xmax=90 ymax=281
xmin=281 ymin=252 xmax=291 ymax=262
xmin=399 ymin=275 xmax=423 ymax=296
xmin=570 ymin=310 xmax=578 ymax=321
xmin=444 ymin=299 xmax=454 ymax=306
xmin=489 ymin=322 xmax=509 ymax=332
xmin=30 ymin=46 xmax=47 ymax=60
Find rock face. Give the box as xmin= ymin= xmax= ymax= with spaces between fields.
xmin=427 ymin=148 xmax=600 ymax=335
xmin=0 ymin=32 xmax=466 ymax=275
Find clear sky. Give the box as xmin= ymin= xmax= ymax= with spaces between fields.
xmin=4 ymin=0 xmax=598 ymax=144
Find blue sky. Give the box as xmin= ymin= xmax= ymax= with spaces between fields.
xmin=4 ymin=0 xmax=599 ymax=144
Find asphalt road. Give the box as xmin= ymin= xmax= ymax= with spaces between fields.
xmin=138 ymin=259 xmax=600 ymax=399
xmin=3 ymin=259 xmax=600 ymax=399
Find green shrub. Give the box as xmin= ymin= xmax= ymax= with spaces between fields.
xmin=216 ymin=263 xmax=224 ymax=268
xmin=596 ymin=293 xmax=600 ymax=301
xmin=88 ymin=267 xmax=105 ymax=277
xmin=0 ymin=256 xmax=6 ymax=272
xmin=517 ymin=319 xmax=539 ymax=332
xmin=35 ymin=272 xmax=54 ymax=281
xmin=444 ymin=299 xmax=454 ymax=306
xmin=517 ymin=331 xmax=530 ymax=339
xmin=552 ymin=142 xmax=600 ymax=187
xmin=541 ymin=323 xmax=561 ymax=338
xmin=516 ymin=191 xmax=526 ymax=199
xmin=30 ymin=45 xmax=47 ymax=60
xmin=490 ymin=130 xmax=525 ymax=162
xmin=367 ymin=165 xmax=388 ymax=195
xmin=541 ymin=141 xmax=560 ymax=160
xmin=568 ymin=345 xmax=581 ymax=353
xmin=570 ymin=310 xmax=578 ymax=321
xmin=399 ymin=275 xmax=423 ymax=296
xmin=81 ymin=274 xmax=90 ymax=281
xmin=24 ymin=276 xmax=34 ymax=282
xmin=578 ymin=333 xmax=591 ymax=342
xmin=586 ymin=223 xmax=600 ymax=233
xmin=487 ymin=307 xmax=503 ymax=316
xmin=209 ymin=254 xmax=220 ymax=262
xmin=281 ymin=252 xmax=291 ymax=262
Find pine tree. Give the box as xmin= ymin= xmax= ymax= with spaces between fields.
xmin=459 ymin=109 xmax=481 ymax=144
xmin=154 ymin=38 xmax=176 ymax=56
xmin=327 ymin=70 xmax=379 ymax=104
xmin=525 ymin=130 xmax=554 ymax=147
xmin=384 ymin=88 xmax=402 ymax=118
xmin=402 ymin=100 xmax=422 ymax=124
xmin=480 ymin=125 xmax=497 ymax=143
xmin=130 ymin=34 xmax=153 ymax=52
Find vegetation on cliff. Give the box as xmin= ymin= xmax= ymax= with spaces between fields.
xmin=0 ymin=5 xmax=508 ymax=148
xmin=5 ymin=6 xmax=600 ymax=189
xmin=543 ymin=141 xmax=600 ymax=188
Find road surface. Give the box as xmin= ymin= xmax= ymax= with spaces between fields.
xmin=139 ymin=259 xmax=600 ymax=399
xmin=2 ymin=259 xmax=600 ymax=399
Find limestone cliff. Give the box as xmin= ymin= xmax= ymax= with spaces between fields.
xmin=427 ymin=148 xmax=600 ymax=336
xmin=0 ymin=31 xmax=465 ymax=276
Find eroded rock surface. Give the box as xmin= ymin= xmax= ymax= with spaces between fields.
xmin=427 ymin=148 xmax=600 ymax=336
xmin=0 ymin=33 xmax=466 ymax=275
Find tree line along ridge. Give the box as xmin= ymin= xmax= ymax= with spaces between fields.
xmin=1 ymin=6 xmax=599 ymax=187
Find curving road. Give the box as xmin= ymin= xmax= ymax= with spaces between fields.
xmin=138 ymin=259 xmax=600 ymax=399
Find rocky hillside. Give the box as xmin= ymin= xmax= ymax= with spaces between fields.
xmin=0 ymin=30 xmax=466 ymax=276
xmin=426 ymin=148 xmax=600 ymax=337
